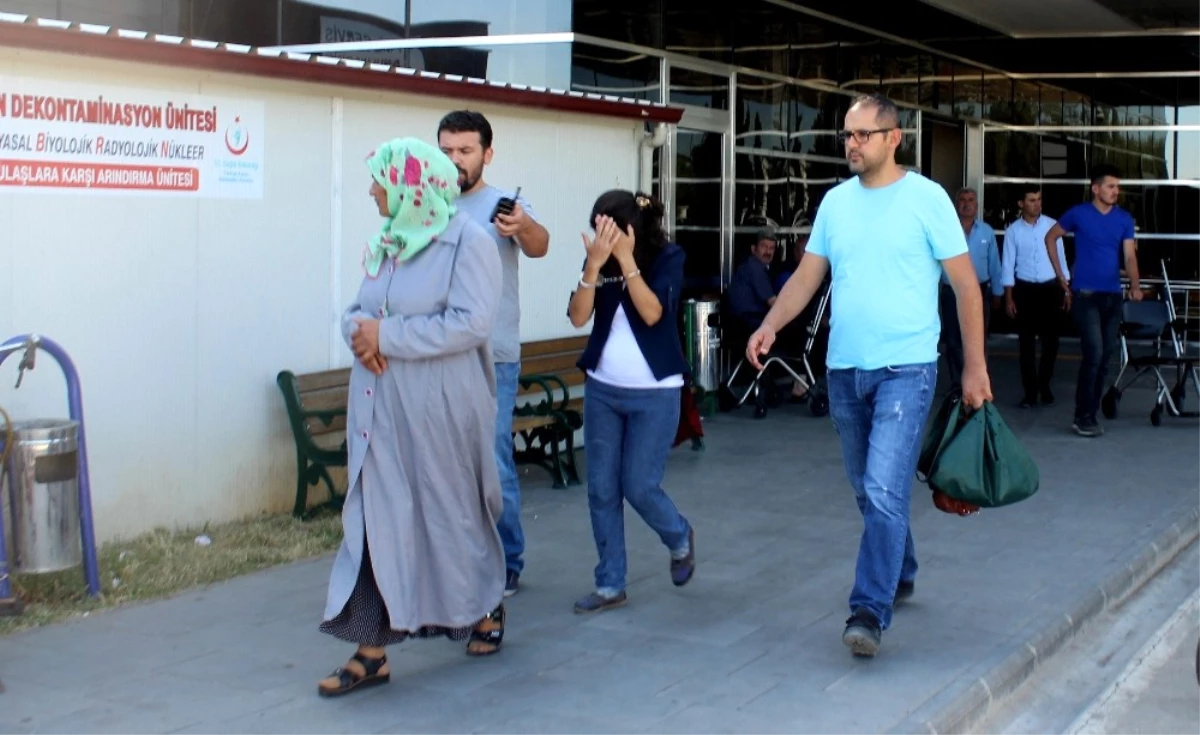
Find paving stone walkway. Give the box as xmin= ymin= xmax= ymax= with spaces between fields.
xmin=1 ymin=354 xmax=1196 ymax=734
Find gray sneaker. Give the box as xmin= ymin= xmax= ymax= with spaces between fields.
xmin=842 ymin=609 xmax=882 ymax=657
xmin=573 ymin=591 xmax=628 ymax=614
xmin=1073 ymin=416 xmax=1103 ymax=437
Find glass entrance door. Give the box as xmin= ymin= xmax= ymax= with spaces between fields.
xmin=671 ymin=126 xmax=728 ymax=300
xmin=659 ymin=58 xmax=733 ymax=301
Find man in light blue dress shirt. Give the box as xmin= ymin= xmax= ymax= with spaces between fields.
xmin=1001 ymin=185 xmax=1069 ymax=408
xmin=939 ymin=187 xmax=1002 ymax=389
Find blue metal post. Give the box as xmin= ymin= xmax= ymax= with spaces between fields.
xmin=0 ymin=436 xmax=14 ymax=606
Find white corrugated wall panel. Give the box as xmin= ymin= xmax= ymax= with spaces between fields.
xmin=0 ymin=47 xmax=641 ymax=541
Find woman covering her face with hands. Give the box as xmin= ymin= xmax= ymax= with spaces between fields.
xmin=317 ymin=137 xmax=508 ymax=699
xmin=567 ymin=189 xmax=696 ymax=614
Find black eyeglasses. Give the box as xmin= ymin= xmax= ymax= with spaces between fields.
xmin=836 ymin=128 xmax=895 ymax=145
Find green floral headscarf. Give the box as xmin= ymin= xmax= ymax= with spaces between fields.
xmin=363 ymin=137 xmax=461 ymax=277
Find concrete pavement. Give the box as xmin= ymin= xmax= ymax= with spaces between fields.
xmin=0 ymin=354 xmax=1196 ymax=734
xmin=1068 ymin=591 xmax=1200 ymax=735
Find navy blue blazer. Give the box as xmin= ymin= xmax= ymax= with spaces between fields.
xmin=576 ymin=243 xmax=691 ymax=381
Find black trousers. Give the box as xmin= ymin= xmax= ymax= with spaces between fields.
xmin=939 ymin=281 xmax=992 ymax=388
xmin=1012 ymin=279 xmax=1062 ymax=399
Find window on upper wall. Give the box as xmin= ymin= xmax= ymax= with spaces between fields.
xmin=1011 ymin=82 xmax=1041 ymax=126
xmin=954 ymin=64 xmax=984 ymax=120
xmin=734 ymin=78 xmax=846 ymax=238
xmin=669 ymin=66 xmax=730 ymax=110
xmin=399 ymin=0 xmax=572 ymax=86
xmin=787 ymin=16 xmax=842 ymax=88
xmin=571 ymin=39 xmax=662 ymax=101
xmin=983 ymin=76 xmax=1015 ymax=124
xmin=0 ymin=0 xmax=291 ymax=41
xmin=571 ymin=0 xmax=662 ymax=47
xmin=729 ymin=2 xmax=791 ymax=78
xmin=0 ymin=0 xmax=190 ymax=35
xmin=663 ymin=0 xmax=731 ymax=64
xmin=877 ymin=44 xmax=922 ymax=107
xmin=926 ymin=57 xmax=954 ymax=116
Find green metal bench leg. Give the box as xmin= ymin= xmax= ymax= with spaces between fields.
xmin=547 ymin=433 xmax=569 ymax=489
xmin=293 ymin=461 xmax=345 ymax=520
xmin=316 ymin=466 xmax=344 ymax=513
xmin=292 ymin=458 xmax=311 ymax=518
xmin=563 ymin=431 xmax=581 ymax=486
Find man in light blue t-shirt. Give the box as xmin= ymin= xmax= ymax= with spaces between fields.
xmin=746 ymin=94 xmax=993 ymax=658
xmin=438 ymin=111 xmax=550 ymax=598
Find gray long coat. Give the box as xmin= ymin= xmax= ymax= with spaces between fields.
xmin=323 ymin=211 xmax=506 ymax=632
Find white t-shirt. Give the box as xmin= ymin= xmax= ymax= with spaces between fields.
xmin=587 ymin=305 xmax=684 ymax=389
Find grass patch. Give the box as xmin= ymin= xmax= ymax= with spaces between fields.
xmin=0 ymin=510 xmax=343 ymax=636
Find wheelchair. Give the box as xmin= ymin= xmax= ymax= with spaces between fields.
xmin=1101 ymin=274 xmax=1199 ymax=427
xmin=715 ymin=283 xmax=831 ymax=419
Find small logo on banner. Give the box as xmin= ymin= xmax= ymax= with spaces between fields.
xmin=225 ymin=116 xmax=250 ymax=156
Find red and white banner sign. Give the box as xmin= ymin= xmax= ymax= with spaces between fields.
xmin=0 ymin=77 xmax=264 ymax=198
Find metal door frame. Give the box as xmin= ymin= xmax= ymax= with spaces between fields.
xmin=659 ymin=57 xmax=736 ymax=289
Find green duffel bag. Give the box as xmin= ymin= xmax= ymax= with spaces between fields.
xmin=916 ymin=395 xmax=1040 ymax=509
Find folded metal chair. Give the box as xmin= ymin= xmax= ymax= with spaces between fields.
xmin=718 ymin=284 xmax=832 ymax=418
xmin=1101 ymin=273 xmax=1199 ymax=426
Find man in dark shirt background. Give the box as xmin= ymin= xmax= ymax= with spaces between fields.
xmin=728 ymin=228 xmax=807 ymax=416
xmin=729 ymin=228 xmax=779 ymax=327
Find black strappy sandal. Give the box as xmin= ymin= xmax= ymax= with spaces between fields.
xmin=317 ymin=651 xmax=390 ymax=698
xmin=466 ymin=604 xmax=505 ymax=657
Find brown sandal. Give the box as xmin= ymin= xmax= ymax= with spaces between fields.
xmin=466 ymin=604 xmax=505 ymax=657
xmin=317 ymin=651 xmax=390 ymax=697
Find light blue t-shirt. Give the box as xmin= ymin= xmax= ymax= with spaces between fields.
xmin=806 ymin=171 xmax=967 ymax=370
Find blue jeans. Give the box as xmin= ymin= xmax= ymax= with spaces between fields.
xmin=584 ymin=377 xmax=691 ymax=594
xmin=827 ymin=362 xmax=936 ymax=630
xmin=494 ymin=361 xmax=524 ymax=575
xmin=1071 ymin=291 xmax=1123 ymax=422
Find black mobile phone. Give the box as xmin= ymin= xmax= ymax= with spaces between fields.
xmin=490 ymin=186 xmax=522 ymax=222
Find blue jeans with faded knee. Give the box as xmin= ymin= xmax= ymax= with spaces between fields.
xmin=827 ymin=362 xmax=936 ymax=630
xmin=493 ymin=361 xmax=524 ymax=576
xmin=584 ymin=377 xmax=691 ymax=595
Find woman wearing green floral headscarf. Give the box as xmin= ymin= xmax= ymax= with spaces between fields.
xmin=317 ymin=137 xmax=507 ymax=698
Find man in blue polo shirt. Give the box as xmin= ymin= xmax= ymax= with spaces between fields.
xmin=939 ymin=187 xmax=1003 ymax=390
xmin=1044 ymin=164 xmax=1143 ymax=438
xmin=746 ymin=93 xmax=992 ymax=658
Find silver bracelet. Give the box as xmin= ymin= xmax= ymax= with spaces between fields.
xmin=578 ymin=276 xmax=596 ymax=289
xmin=623 ymin=269 xmax=641 ymax=281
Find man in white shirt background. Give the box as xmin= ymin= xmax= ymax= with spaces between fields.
xmin=1001 ymin=185 xmax=1069 ymax=408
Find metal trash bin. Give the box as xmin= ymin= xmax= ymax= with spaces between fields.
xmin=6 ymin=419 xmax=81 ymax=574
xmin=683 ymin=299 xmax=722 ymax=392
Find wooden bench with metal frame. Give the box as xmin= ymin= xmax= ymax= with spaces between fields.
xmin=277 ymin=335 xmax=591 ymax=517
xmin=514 ymin=335 xmax=588 ymax=488
xmin=276 ymin=368 xmax=350 ymax=519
